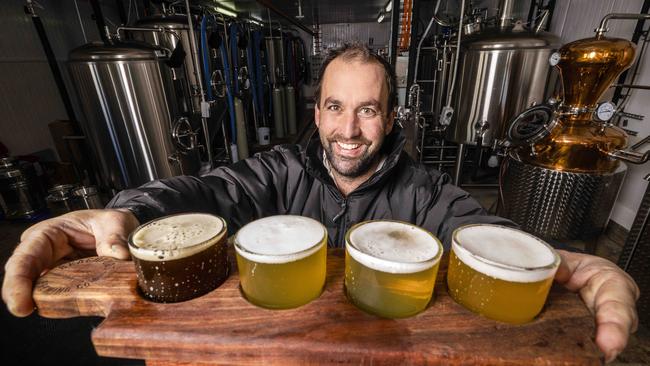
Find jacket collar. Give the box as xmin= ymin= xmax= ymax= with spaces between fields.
xmin=303 ymin=126 xmax=407 ymax=191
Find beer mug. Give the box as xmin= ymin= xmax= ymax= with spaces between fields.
xmin=128 ymin=213 xmax=229 ymax=303
xmin=345 ymin=220 xmax=443 ymax=318
xmin=447 ymin=224 xmax=561 ymax=324
xmin=234 ymin=215 xmax=327 ymax=309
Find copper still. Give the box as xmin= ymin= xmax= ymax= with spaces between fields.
xmin=500 ymin=13 xmax=650 ymax=242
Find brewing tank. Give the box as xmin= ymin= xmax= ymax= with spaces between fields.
xmin=447 ymin=29 xmax=560 ymax=146
xmin=501 ymin=30 xmax=637 ymax=241
xmin=130 ymin=15 xmax=201 ymax=115
xmin=68 ymin=42 xmax=199 ymax=193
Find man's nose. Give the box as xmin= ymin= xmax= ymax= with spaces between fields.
xmin=340 ymin=110 xmax=361 ymax=138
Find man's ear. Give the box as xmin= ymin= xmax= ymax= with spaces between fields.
xmin=314 ymin=103 xmax=320 ymax=128
xmin=385 ymin=109 xmax=396 ymax=135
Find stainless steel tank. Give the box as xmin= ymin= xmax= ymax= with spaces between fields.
xmin=447 ymin=29 xmax=560 ymax=146
xmin=68 ymin=42 xmax=199 ymax=193
xmin=129 ymin=15 xmax=201 ymax=115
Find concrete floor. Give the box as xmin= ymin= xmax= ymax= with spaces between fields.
xmin=1 ymin=190 xmax=649 ymax=364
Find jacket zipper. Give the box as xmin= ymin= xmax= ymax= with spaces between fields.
xmin=332 ymin=198 xmax=348 ymax=247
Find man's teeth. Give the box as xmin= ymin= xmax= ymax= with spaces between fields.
xmin=337 ymin=142 xmax=361 ymax=150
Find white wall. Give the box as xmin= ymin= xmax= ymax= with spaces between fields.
xmin=549 ymin=0 xmax=649 ymax=230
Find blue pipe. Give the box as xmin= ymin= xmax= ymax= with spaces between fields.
xmin=229 ymin=23 xmax=240 ymax=96
xmin=200 ymin=16 xmax=213 ymax=101
xmin=220 ymin=35 xmax=237 ymax=143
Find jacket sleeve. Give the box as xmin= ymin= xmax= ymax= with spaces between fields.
xmin=106 ymin=148 xmax=292 ymax=232
xmin=418 ymin=171 xmax=517 ymax=248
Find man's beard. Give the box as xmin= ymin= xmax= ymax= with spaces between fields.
xmin=321 ymin=135 xmax=383 ymax=178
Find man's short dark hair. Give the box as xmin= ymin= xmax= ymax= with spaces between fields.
xmin=314 ymin=43 xmax=398 ymax=115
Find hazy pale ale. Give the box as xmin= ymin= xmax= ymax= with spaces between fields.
xmin=128 ymin=213 xmax=228 ymax=303
xmin=234 ymin=215 xmax=327 ymax=309
xmin=345 ymin=220 xmax=443 ymax=318
xmin=447 ymin=224 xmax=560 ymax=324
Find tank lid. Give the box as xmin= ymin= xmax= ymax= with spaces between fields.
xmin=135 ymin=15 xmax=191 ymax=29
xmin=68 ymin=41 xmax=168 ymax=61
xmin=464 ymin=30 xmax=560 ymax=50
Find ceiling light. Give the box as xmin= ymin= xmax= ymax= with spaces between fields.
xmin=377 ymin=12 xmax=385 ymax=23
xmin=215 ymin=6 xmax=237 ymax=18
xmin=385 ymin=0 xmax=392 ymax=12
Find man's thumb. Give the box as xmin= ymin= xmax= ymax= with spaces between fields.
xmin=95 ymin=230 xmax=131 ymax=260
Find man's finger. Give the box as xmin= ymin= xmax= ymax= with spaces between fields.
xmin=92 ymin=211 xmax=138 ymax=260
xmin=2 ymin=252 xmax=47 ymax=317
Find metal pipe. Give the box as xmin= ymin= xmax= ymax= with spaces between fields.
xmin=255 ymin=0 xmax=315 ymax=36
xmin=595 ymin=13 xmax=650 ymax=38
xmin=611 ymin=84 xmax=650 ymax=90
xmin=453 ymin=143 xmax=465 ymax=185
xmin=89 ymin=0 xmax=111 ymax=44
xmin=445 ymin=0 xmax=465 ymax=108
xmin=73 ymin=0 xmax=88 ymax=43
xmin=183 ymin=0 xmax=213 ymax=168
xmin=498 ymin=0 xmax=515 ymax=28
xmin=413 ymin=17 xmax=436 ymax=84
xmin=25 ymin=1 xmax=78 ymax=123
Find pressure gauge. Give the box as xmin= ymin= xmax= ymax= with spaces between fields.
xmin=507 ymin=105 xmax=555 ymax=145
xmin=549 ymin=52 xmax=561 ymax=66
xmin=596 ymin=102 xmax=616 ymax=122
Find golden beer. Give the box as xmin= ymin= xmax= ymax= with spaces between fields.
xmin=345 ymin=220 xmax=443 ymax=318
xmin=447 ymin=224 xmax=560 ymax=324
xmin=128 ymin=213 xmax=229 ymax=303
xmin=234 ymin=215 xmax=327 ymax=309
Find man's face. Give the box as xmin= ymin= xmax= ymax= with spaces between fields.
xmin=315 ymin=58 xmax=394 ymax=178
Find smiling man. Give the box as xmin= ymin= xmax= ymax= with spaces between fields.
xmin=2 ymin=43 xmax=639 ymax=363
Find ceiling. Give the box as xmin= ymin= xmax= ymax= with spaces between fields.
xmin=210 ymin=0 xmax=390 ymax=26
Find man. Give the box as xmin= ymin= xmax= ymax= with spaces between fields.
xmin=2 ymin=44 xmax=639 ymax=363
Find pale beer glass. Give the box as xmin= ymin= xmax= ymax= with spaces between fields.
xmin=234 ymin=215 xmax=327 ymax=309
xmin=447 ymin=224 xmax=561 ymax=324
xmin=345 ymin=220 xmax=443 ymax=318
xmin=128 ymin=213 xmax=229 ymax=303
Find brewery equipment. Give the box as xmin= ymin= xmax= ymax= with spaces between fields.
xmin=46 ymin=184 xmax=77 ymax=217
xmin=501 ymin=13 xmax=650 ymax=241
xmin=446 ymin=30 xmax=559 ymax=148
xmin=0 ymin=157 xmax=46 ymax=220
xmin=68 ymin=41 xmax=200 ymax=193
xmin=73 ymin=186 xmax=104 ymax=209
xmin=129 ymin=15 xmax=202 ymax=115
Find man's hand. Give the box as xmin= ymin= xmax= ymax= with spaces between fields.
xmin=555 ymin=249 xmax=640 ymax=363
xmin=2 ymin=209 xmax=140 ymax=317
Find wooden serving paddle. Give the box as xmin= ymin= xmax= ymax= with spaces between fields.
xmin=33 ymin=250 xmax=601 ymax=365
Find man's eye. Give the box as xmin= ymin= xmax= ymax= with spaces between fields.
xmin=327 ymin=105 xmax=341 ymax=112
xmin=359 ymin=107 xmax=378 ymax=117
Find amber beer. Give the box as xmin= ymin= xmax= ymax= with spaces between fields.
xmin=128 ymin=213 xmax=228 ymax=303
xmin=447 ymin=224 xmax=561 ymax=324
xmin=234 ymin=215 xmax=327 ymax=309
xmin=345 ymin=220 xmax=443 ymax=318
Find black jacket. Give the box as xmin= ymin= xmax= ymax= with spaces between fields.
xmin=107 ymin=129 xmax=513 ymax=248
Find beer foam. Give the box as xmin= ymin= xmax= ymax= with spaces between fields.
xmin=452 ymin=225 xmax=559 ymax=283
xmin=234 ymin=215 xmax=326 ymax=264
xmin=346 ymin=221 xmax=442 ymax=274
xmin=129 ymin=213 xmax=225 ymax=261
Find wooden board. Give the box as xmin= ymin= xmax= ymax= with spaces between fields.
xmin=33 ymin=250 xmax=601 ymax=365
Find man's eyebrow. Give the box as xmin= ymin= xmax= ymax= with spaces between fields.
xmin=358 ymin=99 xmax=382 ymax=108
xmin=323 ymin=97 xmax=342 ymax=105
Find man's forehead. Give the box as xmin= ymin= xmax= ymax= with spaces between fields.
xmin=321 ymin=58 xmax=388 ymax=103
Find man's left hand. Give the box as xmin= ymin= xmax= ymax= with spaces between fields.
xmin=555 ymin=249 xmax=640 ymax=363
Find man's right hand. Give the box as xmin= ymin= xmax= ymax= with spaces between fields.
xmin=2 ymin=209 xmax=140 ymax=317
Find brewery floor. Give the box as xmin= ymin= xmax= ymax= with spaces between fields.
xmin=1 ymin=188 xmax=649 ymax=364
